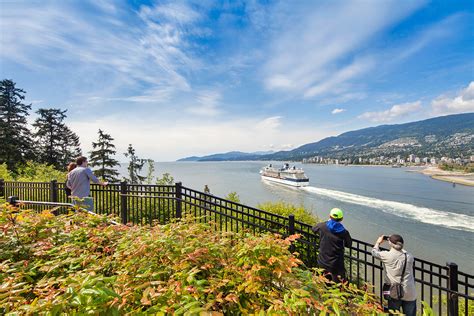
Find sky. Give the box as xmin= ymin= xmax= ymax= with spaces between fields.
xmin=1 ymin=0 xmax=473 ymax=161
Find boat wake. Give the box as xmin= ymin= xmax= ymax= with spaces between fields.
xmin=302 ymin=186 xmax=474 ymax=233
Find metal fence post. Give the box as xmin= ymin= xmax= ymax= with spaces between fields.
xmin=288 ymin=214 xmax=295 ymax=252
xmin=7 ymin=196 xmax=18 ymax=206
xmin=175 ymin=182 xmax=182 ymax=219
xmin=447 ymin=262 xmax=459 ymax=316
xmin=0 ymin=179 xmax=4 ymax=198
xmin=50 ymin=180 xmax=58 ymax=202
xmin=120 ymin=181 xmax=128 ymax=224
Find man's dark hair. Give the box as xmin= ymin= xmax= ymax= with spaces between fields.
xmin=75 ymin=156 xmax=88 ymax=166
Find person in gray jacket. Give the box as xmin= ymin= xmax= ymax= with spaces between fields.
xmin=66 ymin=156 xmax=107 ymax=211
xmin=372 ymin=234 xmax=416 ymax=316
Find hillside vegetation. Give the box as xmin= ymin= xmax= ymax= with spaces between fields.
xmin=280 ymin=112 xmax=474 ymax=160
xmin=0 ymin=205 xmax=382 ymax=315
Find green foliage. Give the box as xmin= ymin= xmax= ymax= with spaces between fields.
xmin=155 ymin=173 xmax=174 ymax=185
xmin=0 ymin=205 xmax=382 ymax=314
xmin=145 ymin=159 xmax=155 ymax=184
xmin=89 ymin=129 xmax=120 ymax=182
xmin=257 ymin=201 xmax=319 ymax=225
xmin=421 ymin=301 xmax=434 ymax=315
xmin=0 ymin=163 xmax=14 ymax=181
xmin=225 ymin=192 xmax=240 ymax=203
xmin=439 ymin=162 xmax=474 ymax=173
xmin=432 ymin=293 xmax=474 ymax=316
xmin=0 ymin=80 xmax=34 ymax=171
xmin=123 ymin=144 xmax=146 ymax=184
xmin=15 ymin=161 xmax=67 ymax=182
xmin=0 ymin=162 xmax=65 ymax=184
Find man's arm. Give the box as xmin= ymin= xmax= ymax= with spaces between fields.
xmin=311 ymin=222 xmax=322 ymax=234
xmin=371 ymin=235 xmax=385 ymax=259
xmin=86 ymin=168 xmax=101 ymax=184
xmin=344 ymin=230 xmax=352 ymax=248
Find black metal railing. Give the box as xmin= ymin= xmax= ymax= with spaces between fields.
xmin=1 ymin=179 xmax=472 ymax=315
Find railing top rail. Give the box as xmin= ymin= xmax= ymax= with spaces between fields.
xmin=4 ymin=181 xmax=51 ymax=185
xmin=124 ymin=183 xmax=176 ymax=188
xmin=12 ymin=200 xmax=74 ymax=207
xmin=4 ymin=180 xmax=51 ymax=184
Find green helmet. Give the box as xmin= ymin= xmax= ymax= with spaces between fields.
xmin=330 ymin=208 xmax=344 ymax=220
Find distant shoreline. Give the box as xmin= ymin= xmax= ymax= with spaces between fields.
xmin=409 ymin=166 xmax=474 ymax=187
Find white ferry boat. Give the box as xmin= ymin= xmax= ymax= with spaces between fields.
xmin=260 ymin=163 xmax=309 ymax=187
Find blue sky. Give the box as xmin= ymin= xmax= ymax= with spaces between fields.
xmin=1 ymin=0 xmax=473 ymax=161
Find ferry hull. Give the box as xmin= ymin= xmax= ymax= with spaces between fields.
xmin=261 ymin=175 xmax=309 ymax=187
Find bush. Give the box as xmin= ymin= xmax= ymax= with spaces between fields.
xmin=0 ymin=205 xmax=382 ymax=314
xmin=257 ymin=201 xmax=319 ymax=225
xmin=225 ymin=191 xmax=240 ymax=203
xmin=15 ymin=161 xmax=67 ymax=182
xmin=439 ymin=162 xmax=474 ymax=173
xmin=0 ymin=163 xmax=14 ymax=181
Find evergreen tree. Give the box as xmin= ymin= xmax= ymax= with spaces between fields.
xmin=145 ymin=159 xmax=155 ymax=184
xmin=124 ymin=144 xmax=145 ymax=184
xmin=0 ymin=79 xmax=34 ymax=171
xmin=89 ymin=129 xmax=120 ymax=182
xmin=59 ymin=125 xmax=82 ymax=168
xmin=33 ymin=108 xmax=81 ymax=169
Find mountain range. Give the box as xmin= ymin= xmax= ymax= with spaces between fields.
xmin=178 ymin=151 xmax=275 ymax=162
xmin=177 ymin=113 xmax=474 ymax=162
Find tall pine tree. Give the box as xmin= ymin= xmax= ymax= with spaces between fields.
xmin=0 ymin=79 xmax=34 ymax=171
xmin=33 ymin=108 xmax=81 ymax=169
xmin=124 ymin=144 xmax=145 ymax=184
xmin=59 ymin=125 xmax=82 ymax=168
xmin=89 ymin=129 xmax=120 ymax=182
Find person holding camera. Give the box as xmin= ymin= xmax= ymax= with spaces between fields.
xmin=372 ymin=234 xmax=416 ymax=316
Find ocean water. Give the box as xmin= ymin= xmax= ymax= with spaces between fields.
xmin=119 ymin=161 xmax=474 ymax=272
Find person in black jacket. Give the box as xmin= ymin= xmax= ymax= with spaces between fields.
xmin=312 ymin=208 xmax=352 ymax=282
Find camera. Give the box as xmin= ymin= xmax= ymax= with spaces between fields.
xmin=382 ymin=235 xmax=390 ymax=241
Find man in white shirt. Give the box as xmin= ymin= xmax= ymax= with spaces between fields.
xmin=372 ymin=234 xmax=416 ymax=316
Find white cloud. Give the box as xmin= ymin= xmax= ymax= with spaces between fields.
xmin=92 ymin=0 xmax=119 ymax=14
xmin=186 ymin=90 xmax=222 ymax=116
xmin=331 ymin=108 xmax=346 ymax=114
xmin=431 ymin=82 xmax=474 ymax=115
xmin=303 ymin=58 xmax=374 ymax=98
xmin=396 ymin=14 xmax=464 ymax=61
xmin=358 ymin=101 xmax=422 ymax=123
xmin=256 ymin=116 xmax=282 ymax=131
xmin=263 ymin=1 xmax=425 ymax=99
xmin=319 ymin=92 xmax=367 ymax=106
xmin=88 ymin=87 xmax=173 ymax=103
xmin=139 ymin=2 xmax=200 ymax=25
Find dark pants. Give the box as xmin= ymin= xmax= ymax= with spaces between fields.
xmin=318 ymin=262 xmax=346 ymax=283
xmin=388 ymin=299 xmax=416 ymax=316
